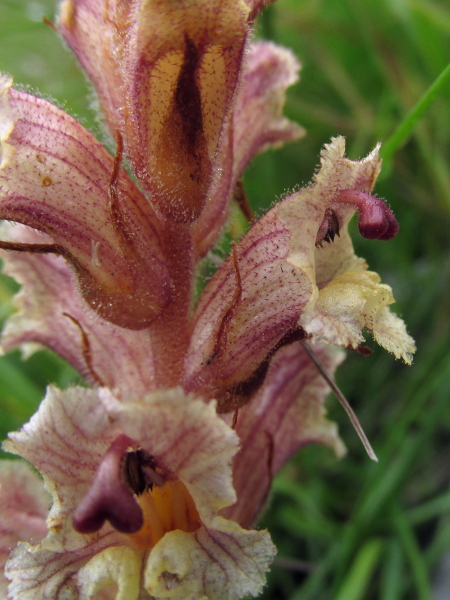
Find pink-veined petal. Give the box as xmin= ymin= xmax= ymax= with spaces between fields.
xmin=1 ymin=223 xmax=157 ymax=397
xmin=0 ymin=461 xmax=49 ymax=598
xmin=278 ymin=138 xmax=415 ymax=361
xmin=232 ymin=42 xmax=304 ymax=183
xmin=185 ymin=137 xmax=414 ymax=408
xmin=3 ymin=387 xmax=123 ymax=600
xmin=223 ymin=343 xmax=345 ymax=528
xmin=0 ymin=76 xmax=171 ymax=329
xmin=185 ymin=205 xmax=313 ymax=405
xmin=144 ymin=525 xmax=274 ymax=600
xmin=58 ymin=0 xmax=131 ymax=137
xmin=193 ymin=41 xmax=304 ymax=256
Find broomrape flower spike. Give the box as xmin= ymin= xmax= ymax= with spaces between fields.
xmin=0 ymin=1 xmax=415 ymax=599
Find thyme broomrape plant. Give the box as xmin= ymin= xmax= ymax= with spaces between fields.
xmin=0 ymin=1 xmax=415 ymax=599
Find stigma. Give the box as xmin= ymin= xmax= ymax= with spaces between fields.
xmin=73 ymin=435 xmax=200 ymax=548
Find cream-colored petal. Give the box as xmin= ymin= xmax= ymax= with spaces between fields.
xmin=4 ymin=386 xmax=270 ymax=599
xmin=277 ymin=137 xmax=415 ymax=362
xmin=106 ymin=388 xmax=240 ymax=521
xmin=144 ymin=523 xmax=275 ymax=600
xmin=3 ymin=387 xmax=124 ymax=600
xmin=300 ymin=268 xmax=416 ymax=362
xmin=78 ymin=546 xmax=142 ymax=600
xmin=372 ymin=306 xmax=416 ymax=365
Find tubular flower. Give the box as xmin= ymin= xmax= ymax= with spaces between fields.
xmin=0 ymin=0 xmax=415 ymax=599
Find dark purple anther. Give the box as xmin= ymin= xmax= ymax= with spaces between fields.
xmin=73 ymin=435 xmax=144 ymax=535
xmin=334 ymin=189 xmax=399 ymax=240
xmin=315 ymin=208 xmax=340 ymax=247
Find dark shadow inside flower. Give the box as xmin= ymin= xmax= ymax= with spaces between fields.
xmin=216 ymin=327 xmax=307 ymax=414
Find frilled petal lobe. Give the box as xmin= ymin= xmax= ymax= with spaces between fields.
xmin=122 ymin=0 xmax=250 ymax=222
xmin=193 ymin=41 xmax=304 ymax=256
xmin=223 ymin=343 xmax=345 ymax=528
xmin=0 ymin=76 xmax=171 ymax=329
xmin=77 ymin=546 xmax=142 ymax=600
xmin=4 ymin=387 xmax=124 ymax=600
xmin=0 ymin=223 xmax=157 ymax=397
xmin=0 ymin=461 xmax=49 ymax=597
xmin=144 ymin=525 xmax=273 ymax=600
xmin=4 ymin=386 xmax=274 ymax=600
xmin=232 ymin=42 xmax=304 ymax=182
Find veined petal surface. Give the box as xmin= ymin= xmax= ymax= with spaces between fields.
xmin=58 ymin=0 xmax=131 ymax=137
xmin=0 ymin=461 xmax=49 ymax=598
xmin=278 ymin=137 xmax=416 ymax=362
xmin=0 ymin=223 xmax=157 ymax=397
xmin=193 ymin=41 xmax=304 ymax=256
xmin=0 ymin=76 xmax=171 ymax=329
xmin=224 ymin=343 xmax=345 ymax=528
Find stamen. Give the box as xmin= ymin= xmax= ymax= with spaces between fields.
xmin=108 ymin=132 xmax=133 ymax=245
xmin=211 ymin=244 xmax=243 ymax=361
xmin=91 ymin=240 xmax=101 ymax=267
xmin=234 ymin=180 xmax=255 ymax=223
xmin=121 ymin=449 xmax=167 ymax=493
xmin=62 ymin=312 xmax=105 ymax=387
xmin=0 ymin=241 xmax=65 ymax=255
xmin=301 ymin=341 xmax=378 ymax=462
xmin=334 ymin=189 xmax=399 ymax=241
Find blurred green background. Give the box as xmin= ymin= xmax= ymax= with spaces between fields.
xmin=1 ymin=0 xmax=450 ymax=599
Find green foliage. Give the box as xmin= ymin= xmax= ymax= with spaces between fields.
xmin=1 ymin=0 xmax=450 ymax=598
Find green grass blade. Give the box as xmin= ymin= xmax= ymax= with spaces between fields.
xmin=380 ymin=61 xmax=450 ymax=162
xmin=380 ymin=539 xmax=405 ymax=600
xmin=389 ymin=502 xmax=433 ymax=600
xmin=334 ymin=538 xmax=384 ymax=600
